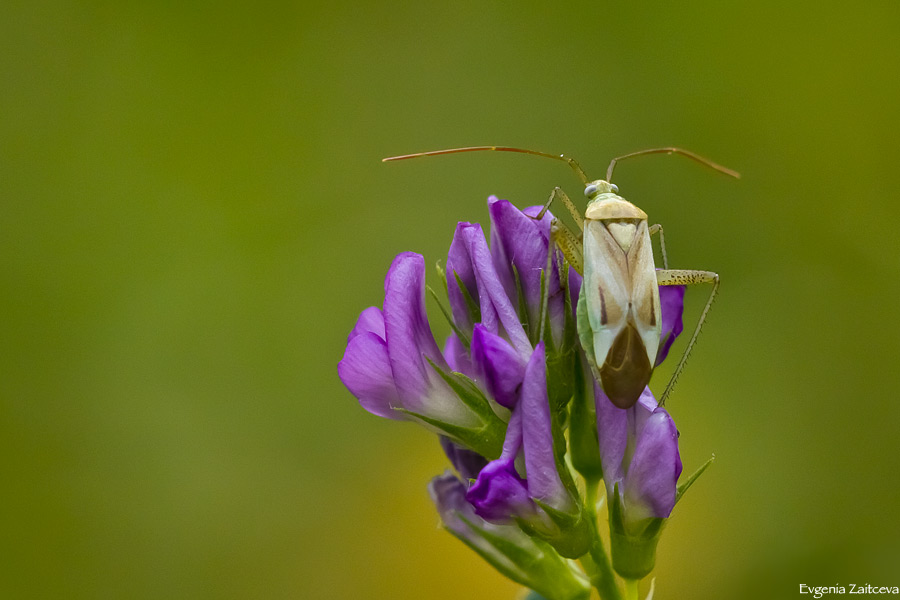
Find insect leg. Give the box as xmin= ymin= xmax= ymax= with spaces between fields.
xmin=649 ymin=223 xmax=668 ymax=269
xmin=535 ymin=187 xmax=585 ymax=231
xmin=656 ymin=269 xmax=719 ymax=405
xmin=550 ymin=218 xmax=584 ymax=275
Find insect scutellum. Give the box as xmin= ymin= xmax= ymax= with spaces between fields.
xmin=383 ymin=145 xmax=738 ymax=408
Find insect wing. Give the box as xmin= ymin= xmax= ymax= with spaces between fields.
xmin=580 ymin=219 xmax=661 ymax=408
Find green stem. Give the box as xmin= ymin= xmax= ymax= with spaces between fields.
xmin=585 ymin=478 xmax=599 ymax=516
xmin=580 ymin=538 xmax=623 ymax=600
xmin=624 ymin=578 xmax=639 ymax=600
xmin=577 ymin=477 xmax=621 ymax=600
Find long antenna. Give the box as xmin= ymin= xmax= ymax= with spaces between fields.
xmin=383 ymin=146 xmax=590 ymax=185
xmin=606 ymin=147 xmax=741 ymax=182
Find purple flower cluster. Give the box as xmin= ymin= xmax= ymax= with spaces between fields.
xmin=339 ymin=196 xmax=691 ymax=592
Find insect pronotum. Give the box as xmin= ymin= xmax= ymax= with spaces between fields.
xmin=383 ymin=146 xmax=739 ymax=408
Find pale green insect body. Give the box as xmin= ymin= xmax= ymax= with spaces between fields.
xmin=578 ymin=181 xmax=662 ymax=409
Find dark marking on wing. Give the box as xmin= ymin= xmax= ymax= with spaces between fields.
xmin=598 ymin=285 xmax=608 ymax=325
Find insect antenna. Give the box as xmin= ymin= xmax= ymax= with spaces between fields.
xmin=383 ymin=146 xmax=591 ymax=185
xmin=606 ymin=147 xmax=741 ymax=182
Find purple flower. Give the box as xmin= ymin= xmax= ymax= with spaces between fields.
xmin=595 ymin=383 xmax=683 ymax=578
xmin=338 ymin=252 xmax=505 ymax=457
xmin=339 ymin=252 xmax=464 ymax=422
xmin=466 ymin=343 xmax=591 ymax=558
xmin=596 ymin=385 xmax=682 ymax=524
xmin=488 ymin=197 xmax=583 ymax=347
xmin=446 ymin=221 xmax=532 ymax=357
xmin=429 ymin=472 xmax=590 ymax=600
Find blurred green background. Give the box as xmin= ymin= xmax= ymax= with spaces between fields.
xmin=2 ymin=1 xmax=899 ymax=598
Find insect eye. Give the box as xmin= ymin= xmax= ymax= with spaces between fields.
xmin=584 ymin=184 xmax=598 ymax=197
xmin=609 ymin=183 xmax=619 ymax=194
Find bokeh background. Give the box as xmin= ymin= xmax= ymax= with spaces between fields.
xmin=3 ymin=1 xmax=899 ymax=598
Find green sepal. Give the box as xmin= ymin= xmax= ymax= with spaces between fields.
xmin=395 ymin=407 xmax=503 ymax=460
xmin=569 ymin=358 xmax=604 ymax=481
xmin=427 ymin=285 xmax=471 ymax=350
xmin=676 ymin=454 xmax=715 ymax=504
xmin=425 ymin=357 xmax=500 ymax=423
xmin=537 ymin=265 xmax=548 ymax=344
xmin=453 ymin=270 xmax=481 ymax=325
xmin=457 ymin=513 xmax=537 ymax=570
xmin=527 ymin=499 xmax=594 ymax=559
xmin=537 ymin=250 xmax=579 ymax=414
xmin=510 ymin=263 xmax=534 ymax=343
xmin=607 ymin=483 xmax=666 ymax=580
xmin=435 ymin=260 xmax=448 ymax=296
xmin=544 ymin=343 xmax=577 ymax=415
xmin=450 ymin=515 xmax=591 ymax=600
xmin=398 ymin=355 xmax=507 ymax=459
xmin=558 ymin=251 xmax=578 ymax=352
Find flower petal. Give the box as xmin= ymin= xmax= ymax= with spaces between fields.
xmin=383 ymin=252 xmax=472 ymax=425
xmin=337 ymin=331 xmax=403 ymax=419
xmin=655 ymin=284 xmax=685 ymax=366
xmin=447 ymin=222 xmax=531 ymax=357
xmin=347 ymin=306 xmax=385 ymax=342
xmin=467 ymin=406 xmax=529 ymax=518
xmin=382 ymin=254 xmax=443 ymax=389
xmin=471 ymin=325 xmax=528 ymax=409
xmin=489 ymin=198 xmax=553 ymax=320
xmin=440 ymin=436 xmax=489 ymax=481
xmin=594 ymin=380 xmax=629 ymax=486
xmin=521 ymin=342 xmax=571 ymax=510
xmin=443 ymin=333 xmax=476 ymax=379
xmin=466 ymin=457 xmax=535 ymax=522
xmin=489 ymin=198 xmax=580 ymax=346
xmin=622 ymin=407 xmax=682 ymax=521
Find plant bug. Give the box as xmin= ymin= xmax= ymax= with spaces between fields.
xmin=382 ymin=146 xmax=739 ymax=408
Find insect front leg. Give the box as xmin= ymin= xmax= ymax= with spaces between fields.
xmin=549 ymin=217 xmax=584 ymax=275
xmin=536 ymin=187 xmax=585 ymax=231
xmin=526 ymin=187 xmax=585 ymax=273
xmin=656 ymin=268 xmax=719 ymax=405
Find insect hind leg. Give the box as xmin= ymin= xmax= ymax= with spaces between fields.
xmin=649 ymin=223 xmax=668 ymax=269
xmin=656 ymin=269 xmax=719 ymax=405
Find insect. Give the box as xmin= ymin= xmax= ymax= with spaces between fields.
xmin=383 ymin=146 xmax=739 ymax=408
